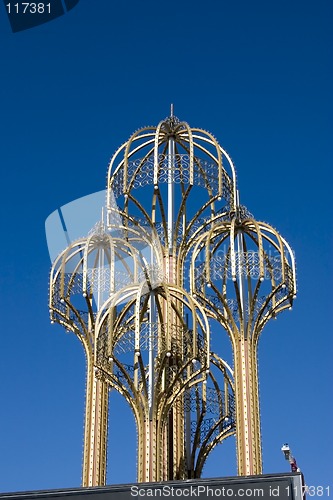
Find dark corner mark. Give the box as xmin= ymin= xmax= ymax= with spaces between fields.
xmin=3 ymin=0 xmax=81 ymax=33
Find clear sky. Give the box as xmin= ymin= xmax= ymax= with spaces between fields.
xmin=0 ymin=0 xmax=332 ymax=494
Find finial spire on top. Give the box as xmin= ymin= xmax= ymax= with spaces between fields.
xmin=170 ymin=103 xmax=174 ymax=117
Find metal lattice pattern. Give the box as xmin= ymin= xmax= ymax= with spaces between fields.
xmin=112 ymin=154 xmax=233 ymax=201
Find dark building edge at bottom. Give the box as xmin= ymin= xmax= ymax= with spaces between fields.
xmin=0 ymin=473 xmax=305 ymax=500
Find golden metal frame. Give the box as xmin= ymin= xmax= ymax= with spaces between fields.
xmin=49 ymin=114 xmax=296 ymax=485
xmin=189 ymin=216 xmax=296 ymax=475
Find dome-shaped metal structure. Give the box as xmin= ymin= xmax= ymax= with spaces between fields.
xmin=107 ymin=114 xmax=237 ymax=252
xmin=95 ymin=282 xmax=235 ymax=481
xmin=189 ymin=207 xmax=296 ymax=474
xmin=49 ymin=220 xmax=164 ymax=485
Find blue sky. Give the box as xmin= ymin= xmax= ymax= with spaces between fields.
xmin=0 ymin=0 xmax=332 ymax=493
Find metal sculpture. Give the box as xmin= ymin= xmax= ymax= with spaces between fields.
xmin=49 ymin=112 xmax=296 ymax=485
xmin=189 ymin=209 xmax=296 ymax=475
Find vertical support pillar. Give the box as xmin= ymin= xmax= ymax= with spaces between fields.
xmin=233 ymin=208 xmax=262 ymax=476
xmin=82 ymin=356 xmax=109 ymax=486
xmin=234 ymin=338 xmax=262 ymax=476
